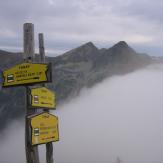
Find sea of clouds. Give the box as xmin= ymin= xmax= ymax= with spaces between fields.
xmin=0 ymin=64 xmax=163 ymax=163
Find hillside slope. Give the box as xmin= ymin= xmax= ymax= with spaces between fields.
xmin=0 ymin=41 xmax=152 ymax=130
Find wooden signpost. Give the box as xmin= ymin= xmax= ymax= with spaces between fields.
xmin=24 ymin=23 xmax=40 ymax=163
xmin=39 ymin=33 xmax=54 ymax=163
xmin=1 ymin=23 xmax=59 ymax=163
xmin=0 ymin=70 xmax=2 ymax=90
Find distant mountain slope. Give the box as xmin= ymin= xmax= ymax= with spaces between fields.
xmin=0 ymin=41 xmax=153 ymax=130
xmin=48 ymin=41 xmax=152 ymax=101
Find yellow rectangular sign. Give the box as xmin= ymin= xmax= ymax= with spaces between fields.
xmin=29 ymin=112 xmax=59 ymax=145
xmin=30 ymin=87 xmax=56 ymax=109
xmin=2 ymin=62 xmax=52 ymax=87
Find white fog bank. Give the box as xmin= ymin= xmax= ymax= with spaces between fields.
xmin=1 ymin=64 xmax=163 ymax=163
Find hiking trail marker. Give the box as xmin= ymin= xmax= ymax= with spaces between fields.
xmin=30 ymin=87 xmax=56 ymax=109
xmin=28 ymin=112 xmax=59 ymax=145
xmin=1 ymin=23 xmax=58 ymax=163
xmin=2 ymin=62 xmax=52 ymax=87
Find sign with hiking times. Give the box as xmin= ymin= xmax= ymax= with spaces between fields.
xmin=28 ymin=112 xmax=59 ymax=145
xmin=30 ymin=87 xmax=56 ymax=109
xmin=2 ymin=62 xmax=52 ymax=87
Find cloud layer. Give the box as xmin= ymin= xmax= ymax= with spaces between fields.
xmin=0 ymin=0 xmax=163 ymax=56
xmin=1 ymin=64 xmax=163 ymax=163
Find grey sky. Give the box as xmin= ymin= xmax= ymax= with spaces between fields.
xmin=0 ymin=0 xmax=163 ymax=56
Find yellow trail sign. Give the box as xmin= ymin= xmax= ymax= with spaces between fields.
xmin=2 ymin=62 xmax=52 ymax=87
xmin=30 ymin=87 xmax=56 ymax=109
xmin=28 ymin=112 xmax=59 ymax=145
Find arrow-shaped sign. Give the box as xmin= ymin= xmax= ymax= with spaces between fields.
xmin=2 ymin=62 xmax=52 ymax=87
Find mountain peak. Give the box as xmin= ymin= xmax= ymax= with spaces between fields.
xmin=60 ymin=42 xmax=99 ymax=62
xmin=81 ymin=41 xmax=95 ymax=47
xmin=109 ymin=40 xmax=136 ymax=55
xmin=113 ymin=41 xmax=129 ymax=48
xmin=76 ymin=42 xmax=97 ymax=51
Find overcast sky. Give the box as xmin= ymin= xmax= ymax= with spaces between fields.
xmin=0 ymin=0 xmax=163 ymax=56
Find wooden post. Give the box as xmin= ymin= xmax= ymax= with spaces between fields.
xmin=0 ymin=70 xmax=2 ymax=90
xmin=39 ymin=33 xmax=54 ymax=163
xmin=24 ymin=23 xmax=39 ymax=163
xmin=39 ymin=33 xmax=45 ymax=63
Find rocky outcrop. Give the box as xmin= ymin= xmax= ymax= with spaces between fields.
xmin=0 ymin=41 xmax=152 ymax=130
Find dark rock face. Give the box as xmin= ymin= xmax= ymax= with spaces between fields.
xmin=0 ymin=41 xmax=152 ymax=130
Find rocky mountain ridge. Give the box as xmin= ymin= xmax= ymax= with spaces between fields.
xmin=0 ymin=41 xmax=154 ymax=130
